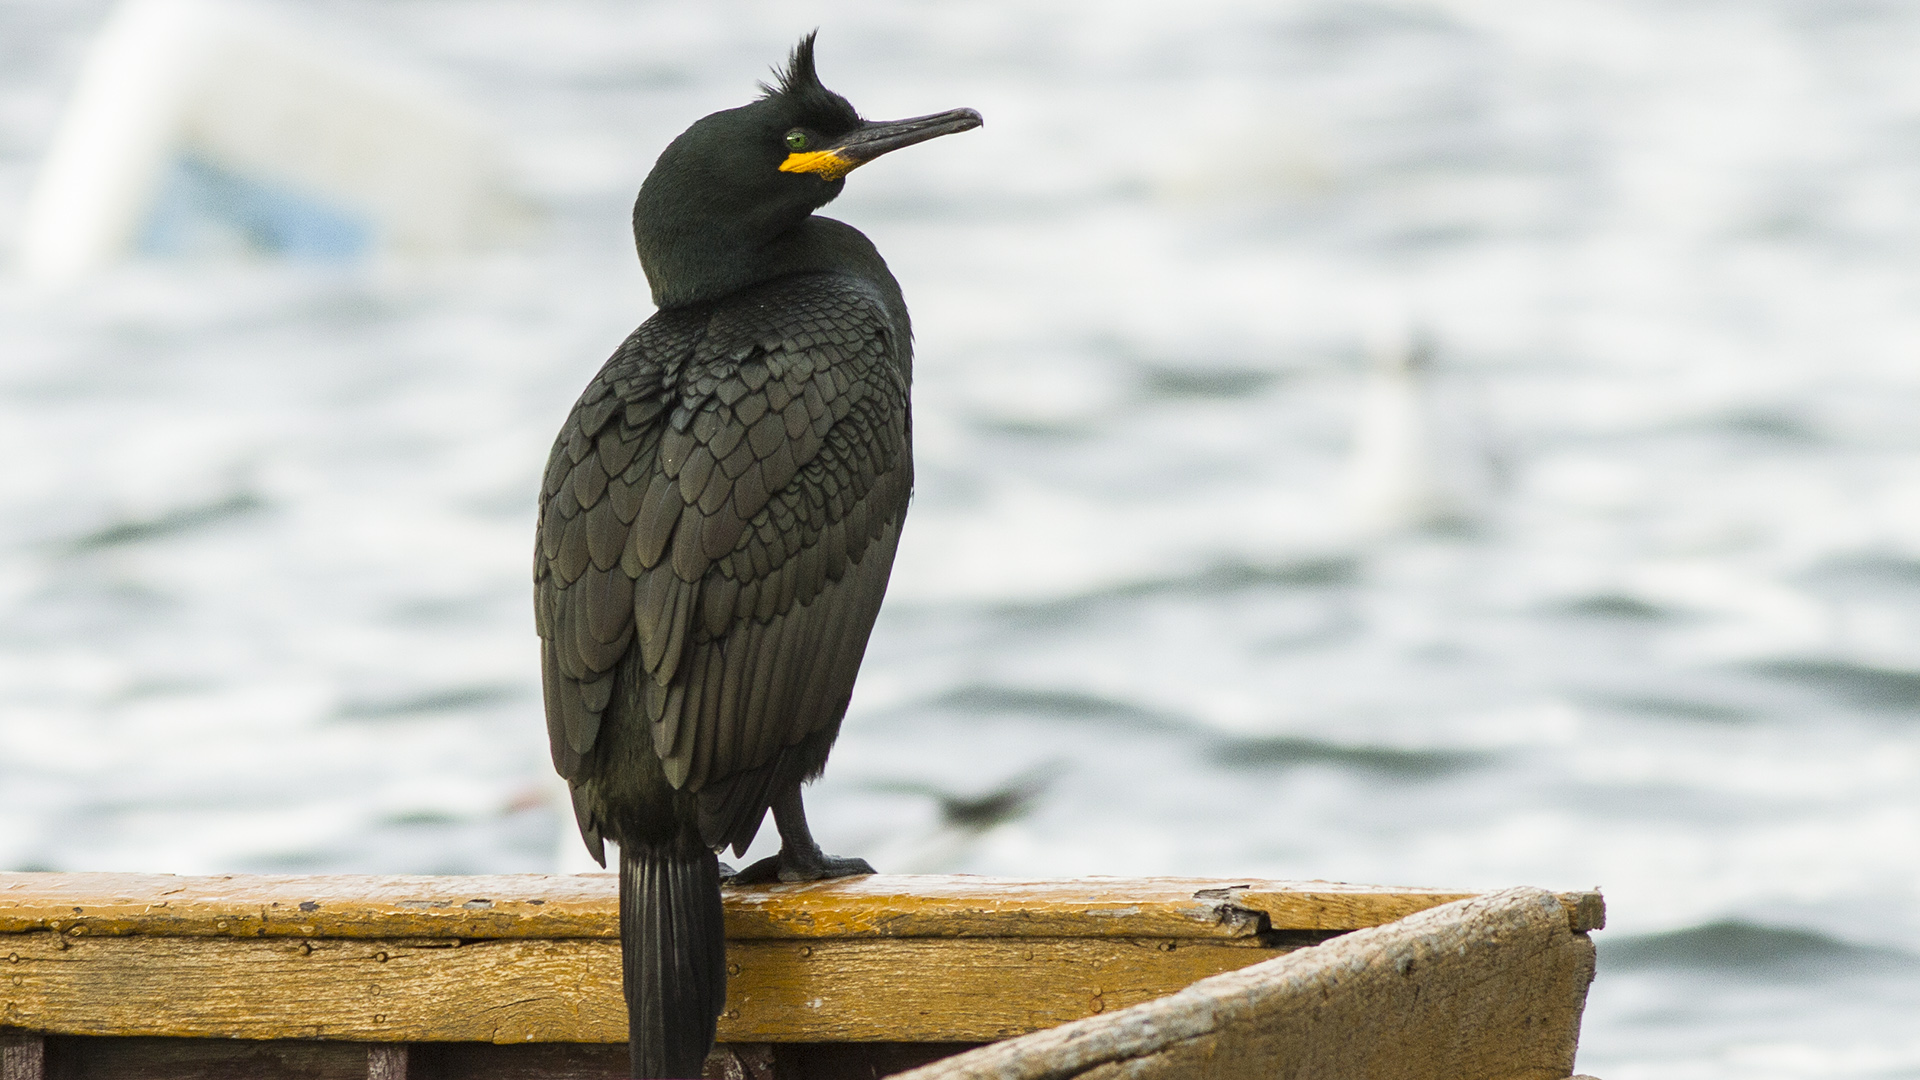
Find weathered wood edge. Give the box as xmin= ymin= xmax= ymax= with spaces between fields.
xmin=889 ymin=887 xmax=1597 ymax=1080
xmin=1226 ymin=883 xmax=1604 ymax=934
xmin=0 ymin=874 xmax=1602 ymax=941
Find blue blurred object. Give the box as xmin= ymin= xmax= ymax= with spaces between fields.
xmin=138 ymin=154 xmax=372 ymax=261
xmin=16 ymin=0 xmax=518 ymax=282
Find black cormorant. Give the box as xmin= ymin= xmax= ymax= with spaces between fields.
xmin=534 ymin=34 xmax=980 ymax=1079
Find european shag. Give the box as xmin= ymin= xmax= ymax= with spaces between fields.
xmin=534 ymin=34 xmax=980 ymax=1079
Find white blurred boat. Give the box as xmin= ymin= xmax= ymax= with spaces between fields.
xmin=1345 ymin=323 xmax=1504 ymax=535
xmin=18 ymin=0 xmax=524 ymax=283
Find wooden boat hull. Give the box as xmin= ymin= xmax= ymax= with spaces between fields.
xmin=895 ymin=887 xmax=1594 ymax=1080
xmin=0 ymin=873 xmax=1602 ymax=1078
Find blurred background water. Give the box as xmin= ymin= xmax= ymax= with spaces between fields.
xmin=4 ymin=0 xmax=1920 ymax=1076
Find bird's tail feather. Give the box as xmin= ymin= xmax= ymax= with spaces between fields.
xmin=619 ymin=841 xmax=725 ymax=1078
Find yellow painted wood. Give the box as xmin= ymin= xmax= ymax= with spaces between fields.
xmin=1227 ymin=883 xmax=1606 ymax=934
xmin=0 ymin=873 xmax=622 ymax=942
xmin=0 ymin=873 xmax=1601 ymax=940
xmin=0 ymin=873 xmax=1604 ymax=1046
xmin=722 ymin=937 xmax=1288 ymax=1042
xmin=723 ymin=876 xmax=1264 ymax=940
xmin=2 ymin=930 xmax=618 ymax=1043
xmin=0 ymin=930 xmax=1287 ymax=1043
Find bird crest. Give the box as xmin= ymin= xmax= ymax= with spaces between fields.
xmin=761 ymin=32 xmax=859 ymax=129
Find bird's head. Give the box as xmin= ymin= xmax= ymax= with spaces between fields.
xmin=633 ymin=33 xmax=982 ymax=308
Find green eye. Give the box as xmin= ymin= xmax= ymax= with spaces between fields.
xmin=785 ymin=130 xmax=809 ymax=151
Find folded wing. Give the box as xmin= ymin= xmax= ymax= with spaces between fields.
xmin=535 ymin=275 xmax=912 ymax=857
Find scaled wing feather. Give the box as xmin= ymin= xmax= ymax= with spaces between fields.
xmin=533 ymin=275 xmax=911 ymax=857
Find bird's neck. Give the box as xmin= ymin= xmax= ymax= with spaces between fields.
xmin=638 ymin=215 xmax=910 ymax=356
xmin=634 ymin=195 xmax=795 ymax=309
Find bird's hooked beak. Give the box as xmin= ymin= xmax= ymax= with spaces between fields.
xmin=780 ymin=108 xmax=983 ymax=181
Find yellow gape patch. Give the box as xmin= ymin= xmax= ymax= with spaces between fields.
xmin=779 ymin=150 xmax=858 ymax=180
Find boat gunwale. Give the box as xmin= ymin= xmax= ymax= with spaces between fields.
xmin=0 ymin=872 xmax=1601 ymax=942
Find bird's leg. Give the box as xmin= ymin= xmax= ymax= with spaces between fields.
xmin=726 ymin=785 xmax=874 ymax=884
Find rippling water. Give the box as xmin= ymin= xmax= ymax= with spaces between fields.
xmin=6 ymin=1 xmax=1920 ymax=1076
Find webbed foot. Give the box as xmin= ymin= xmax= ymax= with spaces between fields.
xmin=722 ymin=784 xmax=874 ymax=884
xmin=725 ymin=849 xmax=872 ymax=885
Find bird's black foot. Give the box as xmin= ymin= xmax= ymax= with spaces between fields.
xmin=724 ymin=783 xmax=874 ymax=884
xmin=725 ymin=847 xmax=873 ymax=885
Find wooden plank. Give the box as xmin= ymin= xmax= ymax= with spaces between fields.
xmin=42 ymin=1039 xmax=630 ymax=1080
xmin=767 ymin=1042 xmax=975 ymax=1080
xmin=0 ymin=875 xmax=622 ymax=943
xmin=404 ymin=1041 xmax=628 ymax=1080
xmin=40 ymin=1035 xmax=372 ymax=1080
xmin=0 ymin=931 xmax=1291 ymax=1044
xmin=724 ymin=938 xmax=1289 ymax=1042
xmin=2 ymin=932 xmax=621 ymax=1044
xmin=722 ymin=877 xmax=1265 ymax=941
xmin=366 ymin=1045 xmax=407 ymax=1080
xmin=1227 ymin=883 xmax=1606 ymax=934
xmin=23 ymin=1040 xmax=968 ymax=1080
xmin=0 ymin=875 xmax=1253 ymax=942
xmin=708 ymin=1044 xmax=776 ymax=1080
xmin=891 ymin=887 xmax=1597 ymax=1080
xmin=2 ymin=1031 xmax=46 ymax=1080
xmin=0 ymin=874 xmax=1601 ymax=942
xmin=407 ymin=1041 xmax=786 ymax=1080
